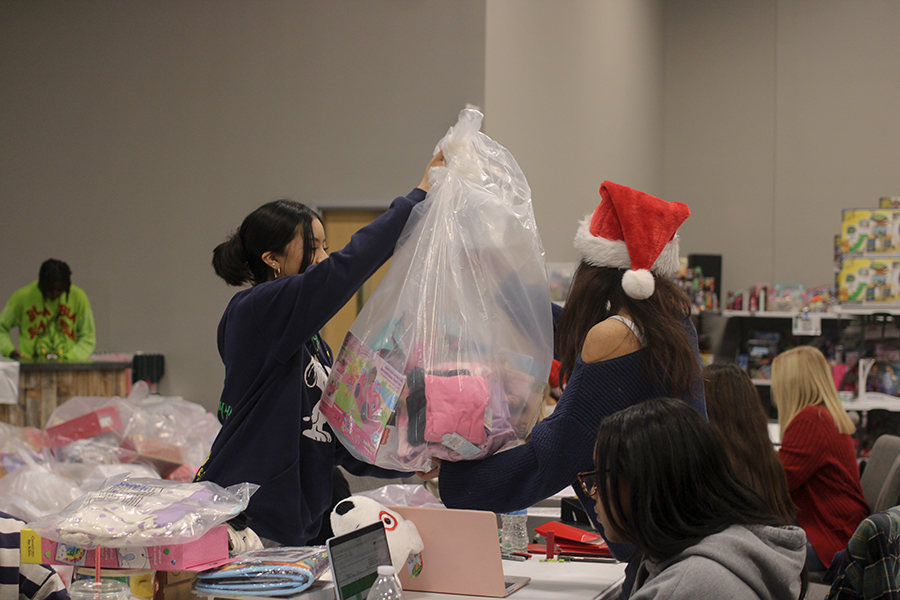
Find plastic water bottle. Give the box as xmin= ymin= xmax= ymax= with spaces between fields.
xmin=366 ymin=565 xmax=405 ymax=600
xmin=501 ymin=508 xmax=529 ymax=553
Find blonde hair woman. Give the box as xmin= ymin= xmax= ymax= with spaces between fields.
xmin=772 ymin=346 xmax=869 ymax=573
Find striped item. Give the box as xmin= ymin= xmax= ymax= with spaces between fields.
xmin=0 ymin=512 xmax=69 ymax=600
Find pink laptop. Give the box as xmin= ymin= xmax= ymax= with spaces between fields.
xmin=391 ymin=505 xmax=530 ymax=598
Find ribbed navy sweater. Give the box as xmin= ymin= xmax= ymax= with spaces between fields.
xmin=195 ymin=188 xmax=425 ymax=546
xmin=439 ymin=317 xmax=706 ymax=560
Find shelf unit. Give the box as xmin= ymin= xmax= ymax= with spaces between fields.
xmin=700 ymin=307 xmax=900 ymax=418
xmin=721 ymin=307 xmax=900 ymax=318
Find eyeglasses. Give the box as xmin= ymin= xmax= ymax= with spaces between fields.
xmin=577 ymin=470 xmax=597 ymax=497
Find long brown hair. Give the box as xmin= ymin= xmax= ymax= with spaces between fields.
xmin=702 ymin=363 xmax=796 ymax=524
xmin=556 ymin=262 xmax=698 ymax=398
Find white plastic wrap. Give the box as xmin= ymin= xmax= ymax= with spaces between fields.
xmin=0 ymin=450 xmax=84 ymax=522
xmin=0 ymin=420 xmax=45 ymax=475
xmin=43 ymin=396 xmax=133 ymax=463
xmin=355 ymin=484 xmax=444 ymax=509
xmin=26 ymin=476 xmax=257 ymax=548
xmin=320 ymin=108 xmax=553 ymax=471
xmin=121 ymin=392 xmax=221 ymax=480
xmin=41 ymin=387 xmax=220 ymax=481
xmin=75 ymin=462 xmax=161 ymax=492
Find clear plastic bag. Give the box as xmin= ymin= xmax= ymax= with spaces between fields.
xmin=121 ymin=392 xmax=221 ymax=480
xmin=355 ymin=484 xmax=443 ymax=509
xmin=26 ymin=475 xmax=257 ymax=548
xmin=43 ymin=396 xmax=133 ymax=461
xmin=194 ymin=547 xmax=330 ymax=596
xmin=320 ymin=108 xmax=553 ymax=471
xmin=0 ymin=449 xmax=85 ymax=522
xmin=42 ymin=386 xmax=220 ymax=481
xmin=0 ymin=420 xmax=46 ymax=476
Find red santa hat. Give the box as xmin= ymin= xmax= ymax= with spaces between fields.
xmin=573 ymin=181 xmax=690 ymax=300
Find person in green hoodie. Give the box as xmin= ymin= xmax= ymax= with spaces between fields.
xmin=0 ymin=259 xmax=96 ymax=361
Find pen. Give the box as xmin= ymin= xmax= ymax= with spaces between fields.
xmin=558 ymin=555 xmax=619 ymax=563
xmin=501 ymin=552 xmax=529 ymax=562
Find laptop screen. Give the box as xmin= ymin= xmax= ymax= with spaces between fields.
xmin=326 ymin=521 xmax=393 ymax=600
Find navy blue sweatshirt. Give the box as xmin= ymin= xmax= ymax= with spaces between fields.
xmin=196 ymin=188 xmax=425 ymax=545
xmin=439 ymin=315 xmax=706 ymax=556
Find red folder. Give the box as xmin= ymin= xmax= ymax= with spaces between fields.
xmin=530 ymin=521 xmax=612 ymax=557
xmin=534 ymin=521 xmax=604 ymax=544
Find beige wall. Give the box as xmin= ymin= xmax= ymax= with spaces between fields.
xmin=486 ymin=0 xmax=900 ymax=297
xmin=664 ymin=0 xmax=900 ymax=295
xmin=2 ymin=1 xmax=899 ymax=410
xmin=484 ymin=0 xmax=665 ymax=262
xmin=0 ymin=0 xmax=486 ymax=410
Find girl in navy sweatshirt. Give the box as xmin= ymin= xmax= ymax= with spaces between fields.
xmin=196 ymin=151 xmax=443 ymax=546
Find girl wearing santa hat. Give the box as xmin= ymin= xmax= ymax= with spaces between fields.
xmin=435 ymin=181 xmax=707 ymax=595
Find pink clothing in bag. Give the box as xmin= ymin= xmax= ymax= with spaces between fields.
xmin=423 ymin=375 xmax=489 ymax=445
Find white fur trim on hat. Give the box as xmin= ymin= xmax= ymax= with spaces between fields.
xmin=574 ymin=216 xmax=631 ymax=269
xmin=622 ymin=269 xmax=655 ymax=300
xmin=574 ymin=215 xmax=683 ymax=277
xmin=653 ymin=234 xmax=682 ymax=276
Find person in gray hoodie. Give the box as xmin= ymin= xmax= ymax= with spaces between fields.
xmin=580 ymin=398 xmax=807 ymax=600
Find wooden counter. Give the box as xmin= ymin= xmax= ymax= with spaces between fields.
xmin=0 ymin=360 xmax=131 ymax=429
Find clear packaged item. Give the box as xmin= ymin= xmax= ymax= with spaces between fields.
xmin=26 ymin=475 xmax=256 ymax=548
xmin=194 ymin=547 xmax=330 ymax=596
xmin=366 ymin=565 xmax=405 ymax=600
xmin=320 ymin=108 xmax=553 ymax=471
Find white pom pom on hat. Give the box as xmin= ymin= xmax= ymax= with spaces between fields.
xmin=622 ymin=268 xmax=656 ymax=300
xmin=573 ymin=181 xmax=690 ymax=299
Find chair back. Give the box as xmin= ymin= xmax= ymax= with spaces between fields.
xmin=862 ymin=435 xmax=900 ymax=513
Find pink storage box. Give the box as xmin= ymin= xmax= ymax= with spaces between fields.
xmin=119 ymin=435 xmax=184 ymax=477
xmin=45 ymin=406 xmax=122 ymax=450
xmin=20 ymin=525 xmax=230 ymax=571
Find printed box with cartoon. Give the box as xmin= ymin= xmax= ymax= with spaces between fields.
xmin=839 ymin=258 xmax=900 ymax=304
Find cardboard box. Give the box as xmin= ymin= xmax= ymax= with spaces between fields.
xmin=319 ymin=332 xmax=407 ymax=463
xmin=839 ymin=257 xmax=900 ymax=305
xmin=841 ymin=209 xmax=900 ymax=255
xmin=155 ymin=570 xmax=206 ymax=600
xmin=45 ymin=406 xmax=122 ymax=450
xmin=20 ymin=525 xmax=230 ymax=571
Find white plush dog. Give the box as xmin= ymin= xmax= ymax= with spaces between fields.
xmin=331 ymin=495 xmax=424 ymax=572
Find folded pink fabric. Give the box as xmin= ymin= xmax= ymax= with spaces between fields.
xmin=423 ymin=374 xmax=489 ymax=445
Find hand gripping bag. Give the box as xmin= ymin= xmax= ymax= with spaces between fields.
xmin=320 ymin=109 xmax=553 ymax=471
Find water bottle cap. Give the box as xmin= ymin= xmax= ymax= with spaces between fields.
xmin=377 ymin=565 xmax=396 ymax=576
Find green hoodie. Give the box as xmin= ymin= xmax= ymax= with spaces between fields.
xmin=0 ymin=281 xmax=96 ymax=360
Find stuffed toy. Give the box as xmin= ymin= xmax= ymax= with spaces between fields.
xmin=330 ymin=495 xmax=424 ymax=572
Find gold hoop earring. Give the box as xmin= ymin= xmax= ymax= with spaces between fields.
xmin=275 ymin=267 xmax=281 ymax=279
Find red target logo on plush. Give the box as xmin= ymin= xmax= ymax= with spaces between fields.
xmin=379 ymin=511 xmax=398 ymax=531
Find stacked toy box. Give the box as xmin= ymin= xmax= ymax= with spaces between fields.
xmin=838 ymin=206 xmax=900 ymax=306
